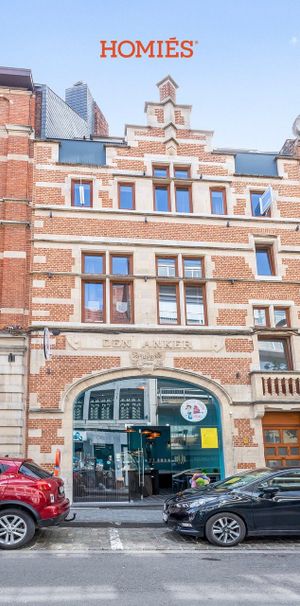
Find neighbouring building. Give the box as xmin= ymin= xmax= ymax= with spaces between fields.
xmin=1 ymin=67 xmax=300 ymax=504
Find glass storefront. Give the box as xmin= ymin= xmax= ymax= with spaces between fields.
xmin=73 ymin=377 xmax=224 ymax=503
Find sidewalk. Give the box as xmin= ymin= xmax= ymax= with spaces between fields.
xmin=64 ymin=506 xmax=164 ymax=527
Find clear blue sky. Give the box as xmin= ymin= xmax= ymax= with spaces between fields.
xmin=1 ymin=0 xmax=300 ymax=150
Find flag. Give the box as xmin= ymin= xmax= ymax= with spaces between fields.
xmin=259 ymin=186 xmax=273 ymax=215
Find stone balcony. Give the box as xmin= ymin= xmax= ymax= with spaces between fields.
xmin=251 ymin=371 xmax=300 ymax=402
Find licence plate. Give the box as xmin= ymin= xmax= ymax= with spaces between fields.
xmin=163 ymin=512 xmax=168 ymax=522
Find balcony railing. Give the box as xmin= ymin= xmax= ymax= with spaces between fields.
xmin=251 ymin=371 xmax=300 ymax=401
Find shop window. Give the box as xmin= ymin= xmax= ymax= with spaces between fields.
xmin=71 ymin=180 xmax=92 ymax=207
xmin=158 ymin=284 xmax=179 ymax=324
xmin=251 ymin=192 xmax=271 ymax=217
xmin=111 ymin=254 xmax=132 ymax=276
xmin=111 ymin=282 xmax=133 ymax=324
xmin=153 ymin=165 xmax=169 ymax=178
xmin=154 ymin=185 xmax=170 ymax=212
xmin=174 ymin=166 xmax=190 ymax=179
xmin=274 ymin=307 xmax=289 ymax=328
xmin=156 ymin=257 xmax=177 ymax=278
xmin=183 ymin=257 xmax=203 ymax=279
xmin=118 ymin=183 xmax=135 ymax=210
xmin=210 ymin=188 xmax=226 ymax=215
xmin=258 ymin=338 xmax=291 ymax=371
xmin=82 ymin=282 xmax=105 ymax=323
xmin=253 ymin=307 xmax=269 ymax=327
xmin=83 ymin=254 xmax=104 ymax=275
xmin=175 ymin=186 xmax=191 ymax=213
xmin=185 ymin=285 xmax=206 ymax=325
xmin=255 ymin=245 xmax=274 ymax=276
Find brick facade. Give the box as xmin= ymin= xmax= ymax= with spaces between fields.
xmin=1 ymin=70 xmax=300 ymax=495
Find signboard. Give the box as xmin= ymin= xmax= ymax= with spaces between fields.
xmin=43 ymin=327 xmax=51 ymax=360
xmin=180 ymin=399 xmax=208 ymax=422
xmin=200 ymin=427 xmax=219 ymax=449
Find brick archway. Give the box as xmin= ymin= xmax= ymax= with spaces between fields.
xmin=60 ymin=367 xmax=234 ymax=499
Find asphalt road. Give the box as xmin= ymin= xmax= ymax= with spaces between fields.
xmin=1 ymin=551 xmax=300 ymax=606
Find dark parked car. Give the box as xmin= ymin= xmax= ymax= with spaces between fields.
xmin=0 ymin=458 xmax=70 ymax=549
xmin=163 ymin=467 xmax=300 ymax=546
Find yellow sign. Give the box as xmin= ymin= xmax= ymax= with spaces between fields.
xmin=201 ymin=428 xmax=219 ymax=449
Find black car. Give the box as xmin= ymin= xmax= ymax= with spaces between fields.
xmin=163 ymin=467 xmax=300 ymax=546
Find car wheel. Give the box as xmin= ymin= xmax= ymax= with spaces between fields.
xmin=205 ymin=512 xmax=246 ymax=547
xmin=0 ymin=509 xmax=36 ymax=550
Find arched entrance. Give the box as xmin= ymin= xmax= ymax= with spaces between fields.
xmin=72 ymin=375 xmax=225 ymax=503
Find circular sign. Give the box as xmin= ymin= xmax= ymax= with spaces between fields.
xmin=43 ymin=327 xmax=51 ymax=360
xmin=180 ymin=399 xmax=208 ymax=422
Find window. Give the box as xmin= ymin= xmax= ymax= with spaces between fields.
xmin=71 ymin=180 xmax=92 ymax=207
xmin=156 ymin=257 xmax=177 ymax=278
xmin=154 ymin=185 xmax=169 ymax=212
xmin=82 ymin=253 xmax=105 ymax=323
xmin=255 ymin=245 xmax=274 ymax=276
xmin=253 ymin=307 xmax=269 ymax=327
xmin=266 ymin=470 xmax=300 ymax=490
xmin=111 ymin=255 xmax=131 ymax=276
xmin=83 ymin=282 xmax=105 ymax=323
xmin=258 ymin=338 xmax=291 ymax=371
xmin=118 ymin=183 xmax=135 ymax=210
xmin=175 ymin=186 xmax=191 ymax=213
xmin=174 ymin=166 xmax=190 ymax=179
xmin=111 ymin=283 xmax=133 ymax=324
xmin=83 ymin=254 xmax=104 ymax=274
xmin=251 ymin=192 xmax=271 ymax=217
xmin=274 ymin=307 xmax=289 ymax=328
xmin=158 ymin=284 xmax=179 ymax=324
xmin=185 ymin=286 xmax=205 ymax=325
xmin=183 ymin=258 xmax=203 ymax=279
xmin=20 ymin=462 xmax=52 ymax=479
xmin=153 ymin=165 xmax=169 ymax=178
xmin=210 ymin=189 xmax=226 ymax=215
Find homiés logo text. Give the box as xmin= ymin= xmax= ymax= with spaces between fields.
xmin=99 ymin=38 xmax=197 ymax=59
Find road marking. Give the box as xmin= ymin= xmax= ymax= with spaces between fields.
xmin=0 ymin=586 xmax=117 ymax=602
xmin=109 ymin=528 xmax=123 ymax=551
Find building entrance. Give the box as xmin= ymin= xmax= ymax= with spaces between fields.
xmin=73 ymin=377 xmax=224 ymax=503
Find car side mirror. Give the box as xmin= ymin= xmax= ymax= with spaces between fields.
xmin=260 ymin=485 xmax=280 ymax=496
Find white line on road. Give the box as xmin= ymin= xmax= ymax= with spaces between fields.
xmin=109 ymin=528 xmax=124 ymax=551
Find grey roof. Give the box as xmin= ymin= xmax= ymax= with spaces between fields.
xmin=0 ymin=66 xmax=33 ymax=90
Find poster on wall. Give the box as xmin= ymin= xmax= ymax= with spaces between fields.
xmin=180 ymin=399 xmax=208 ymax=422
xmin=200 ymin=427 xmax=219 ymax=449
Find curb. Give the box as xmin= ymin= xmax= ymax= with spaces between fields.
xmin=61 ymin=521 xmax=165 ymax=528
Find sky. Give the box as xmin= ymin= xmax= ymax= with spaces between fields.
xmin=1 ymin=0 xmax=300 ymax=151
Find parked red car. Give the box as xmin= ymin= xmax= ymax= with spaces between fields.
xmin=0 ymin=457 xmax=70 ymax=549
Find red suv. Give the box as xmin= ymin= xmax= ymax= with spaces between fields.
xmin=0 ymin=457 xmax=70 ymax=549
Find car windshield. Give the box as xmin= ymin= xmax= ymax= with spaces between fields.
xmin=212 ymin=469 xmax=271 ymax=490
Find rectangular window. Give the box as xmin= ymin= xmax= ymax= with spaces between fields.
xmin=183 ymin=258 xmax=203 ymax=279
xmin=156 ymin=257 xmax=177 ymax=278
xmin=258 ymin=338 xmax=291 ymax=371
xmin=211 ymin=189 xmax=226 ymax=215
xmin=111 ymin=283 xmax=133 ymax=324
xmin=253 ymin=307 xmax=269 ymax=327
xmin=118 ymin=183 xmax=135 ymax=210
xmin=251 ymin=192 xmax=271 ymax=217
xmin=274 ymin=307 xmax=289 ymax=328
xmin=83 ymin=282 xmax=105 ymax=323
xmin=255 ymin=246 xmax=274 ymax=276
xmin=158 ymin=284 xmax=178 ymax=324
xmin=174 ymin=166 xmax=190 ymax=179
xmin=83 ymin=254 xmax=104 ymax=275
xmin=111 ymin=255 xmax=131 ymax=276
xmin=185 ymin=285 xmax=205 ymax=325
xmin=153 ymin=165 xmax=169 ymax=178
xmin=175 ymin=186 xmax=191 ymax=213
xmin=154 ymin=185 xmax=169 ymax=212
xmin=72 ymin=180 xmax=92 ymax=207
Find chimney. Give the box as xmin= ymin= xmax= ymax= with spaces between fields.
xmin=157 ymin=75 xmax=178 ymax=104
